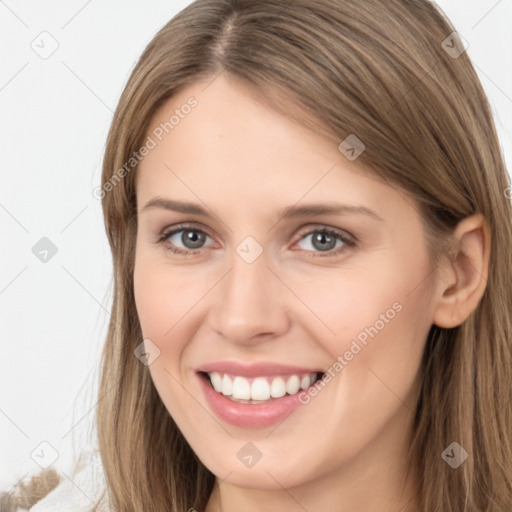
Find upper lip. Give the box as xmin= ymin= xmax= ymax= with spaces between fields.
xmin=197 ymin=361 xmax=324 ymax=377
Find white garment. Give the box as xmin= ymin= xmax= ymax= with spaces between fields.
xmin=17 ymin=449 xmax=110 ymax=512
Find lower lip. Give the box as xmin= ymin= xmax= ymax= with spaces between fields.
xmin=197 ymin=372 xmax=307 ymax=428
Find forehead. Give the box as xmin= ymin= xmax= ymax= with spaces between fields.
xmin=135 ymin=75 xmax=406 ymax=219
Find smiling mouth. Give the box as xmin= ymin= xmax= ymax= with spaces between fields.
xmin=199 ymin=371 xmax=325 ymax=404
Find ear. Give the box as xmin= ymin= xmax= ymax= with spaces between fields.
xmin=432 ymin=214 xmax=490 ymax=329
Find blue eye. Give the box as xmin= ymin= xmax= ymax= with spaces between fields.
xmin=158 ymin=224 xmax=357 ymax=257
xmin=295 ymin=228 xmax=356 ymax=257
xmin=159 ymin=226 xmax=214 ymax=255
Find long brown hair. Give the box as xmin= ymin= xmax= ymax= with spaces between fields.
xmin=93 ymin=1 xmax=512 ymax=511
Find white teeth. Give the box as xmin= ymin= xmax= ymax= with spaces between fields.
xmin=207 ymin=371 xmax=320 ymax=402
xmin=221 ymin=374 xmax=233 ymax=396
xmin=300 ymin=374 xmax=311 ymax=389
xmin=232 ymin=376 xmax=251 ymax=399
xmin=286 ymin=375 xmax=300 ymax=395
xmin=270 ymin=377 xmax=286 ymax=398
xmin=251 ymin=377 xmax=270 ymax=401
xmin=210 ymin=372 xmax=223 ymax=392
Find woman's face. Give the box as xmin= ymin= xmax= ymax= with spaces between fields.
xmin=134 ymin=75 xmax=438 ymax=493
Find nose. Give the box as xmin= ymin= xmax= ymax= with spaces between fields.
xmin=208 ymin=248 xmax=291 ymax=346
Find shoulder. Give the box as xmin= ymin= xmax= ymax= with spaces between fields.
xmin=1 ymin=449 xmax=111 ymax=512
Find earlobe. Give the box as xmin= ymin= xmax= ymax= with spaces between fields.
xmin=433 ymin=214 xmax=490 ymax=329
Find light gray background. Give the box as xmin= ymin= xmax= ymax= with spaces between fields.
xmin=1 ymin=0 xmax=511 ymax=491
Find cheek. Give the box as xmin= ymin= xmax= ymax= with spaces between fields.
xmin=133 ymin=255 xmax=208 ymax=349
xmin=281 ymin=259 xmax=433 ymax=468
xmin=133 ymin=257 xmax=201 ymax=419
xmin=290 ymin=247 xmax=434 ymax=412
xmin=133 ymin=264 xmax=169 ymax=341
xmin=289 ymin=257 xmax=432 ymax=361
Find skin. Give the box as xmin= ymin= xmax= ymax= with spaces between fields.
xmin=133 ymin=74 xmax=490 ymax=511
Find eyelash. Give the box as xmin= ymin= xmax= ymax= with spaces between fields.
xmin=156 ymin=223 xmax=357 ymax=258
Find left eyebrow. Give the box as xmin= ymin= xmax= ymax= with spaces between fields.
xmin=140 ymin=197 xmax=384 ymax=222
xmin=279 ymin=203 xmax=383 ymax=221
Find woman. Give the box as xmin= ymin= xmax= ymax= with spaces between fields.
xmin=4 ymin=0 xmax=511 ymax=510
